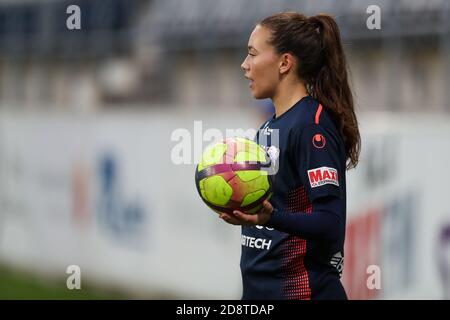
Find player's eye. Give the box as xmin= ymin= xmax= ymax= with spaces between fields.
xmin=248 ymin=52 xmax=256 ymax=57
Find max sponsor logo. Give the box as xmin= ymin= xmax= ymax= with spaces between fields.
xmin=307 ymin=166 xmax=339 ymax=188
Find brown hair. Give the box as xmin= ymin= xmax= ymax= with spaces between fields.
xmin=260 ymin=12 xmax=360 ymax=169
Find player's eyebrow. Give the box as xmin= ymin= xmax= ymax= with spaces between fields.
xmin=248 ymin=45 xmax=258 ymax=52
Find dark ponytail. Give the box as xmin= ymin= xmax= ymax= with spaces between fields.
xmin=260 ymin=13 xmax=361 ymax=169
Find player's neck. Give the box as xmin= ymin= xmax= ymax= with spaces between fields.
xmin=272 ymin=81 xmax=309 ymax=119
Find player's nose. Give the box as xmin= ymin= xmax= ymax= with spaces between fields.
xmin=241 ymin=57 xmax=249 ymax=73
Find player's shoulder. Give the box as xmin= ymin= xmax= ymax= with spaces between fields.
xmin=290 ymin=98 xmax=345 ymax=153
xmin=292 ymin=97 xmax=339 ymax=135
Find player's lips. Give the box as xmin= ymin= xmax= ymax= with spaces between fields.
xmin=244 ymin=75 xmax=254 ymax=88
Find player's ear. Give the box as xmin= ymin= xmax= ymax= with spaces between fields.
xmin=279 ymin=53 xmax=295 ymax=75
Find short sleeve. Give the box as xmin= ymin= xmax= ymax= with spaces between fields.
xmin=294 ymin=124 xmax=344 ymax=202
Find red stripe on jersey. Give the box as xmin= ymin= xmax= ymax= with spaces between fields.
xmin=315 ymin=104 xmax=323 ymax=124
xmin=281 ymin=186 xmax=312 ymax=300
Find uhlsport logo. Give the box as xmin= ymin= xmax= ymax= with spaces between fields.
xmin=312 ymin=133 xmax=326 ymax=149
xmin=307 ymin=166 xmax=339 ymax=188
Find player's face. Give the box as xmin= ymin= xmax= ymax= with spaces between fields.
xmin=241 ymin=25 xmax=281 ymax=99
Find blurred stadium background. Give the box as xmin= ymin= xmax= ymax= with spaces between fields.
xmin=0 ymin=0 xmax=449 ymax=299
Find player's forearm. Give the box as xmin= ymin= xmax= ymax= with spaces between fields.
xmin=265 ymin=203 xmax=342 ymax=242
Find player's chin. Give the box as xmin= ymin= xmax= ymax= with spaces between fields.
xmin=251 ymin=89 xmax=270 ymax=100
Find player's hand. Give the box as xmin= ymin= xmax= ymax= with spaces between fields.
xmin=219 ymin=200 xmax=273 ymax=226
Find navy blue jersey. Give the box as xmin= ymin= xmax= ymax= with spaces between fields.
xmin=240 ymin=96 xmax=347 ymax=300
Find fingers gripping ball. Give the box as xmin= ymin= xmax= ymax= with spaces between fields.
xmin=195 ymin=137 xmax=273 ymax=215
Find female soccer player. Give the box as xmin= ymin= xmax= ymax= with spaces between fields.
xmin=219 ymin=12 xmax=361 ymax=300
